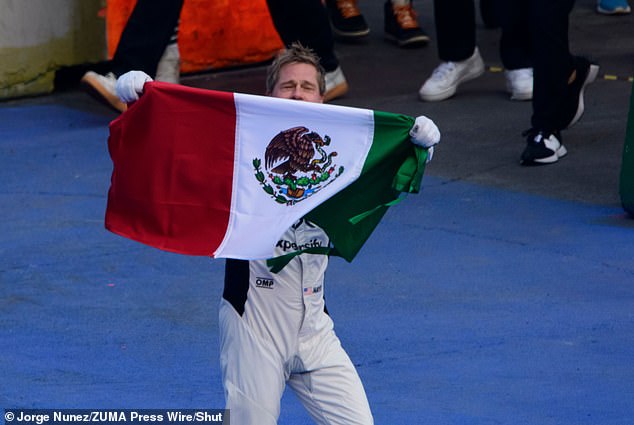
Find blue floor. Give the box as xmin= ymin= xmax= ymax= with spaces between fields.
xmin=2 ymin=100 xmax=634 ymax=424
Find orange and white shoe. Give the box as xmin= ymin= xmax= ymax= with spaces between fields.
xmin=80 ymin=71 xmax=127 ymax=113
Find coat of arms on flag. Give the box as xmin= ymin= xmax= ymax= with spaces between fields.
xmin=253 ymin=126 xmax=343 ymax=205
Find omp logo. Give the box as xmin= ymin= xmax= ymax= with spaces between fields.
xmin=255 ymin=277 xmax=274 ymax=289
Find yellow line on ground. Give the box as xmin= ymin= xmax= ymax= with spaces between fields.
xmin=485 ymin=64 xmax=633 ymax=83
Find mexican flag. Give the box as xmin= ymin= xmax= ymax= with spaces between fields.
xmin=106 ymin=82 xmax=429 ymax=263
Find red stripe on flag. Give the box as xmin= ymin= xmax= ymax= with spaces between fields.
xmin=105 ymin=82 xmax=236 ymax=256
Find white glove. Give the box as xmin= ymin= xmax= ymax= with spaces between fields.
xmin=115 ymin=70 xmax=153 ymax=104
xmin=409 ymin=115 xmax=440 ymax=148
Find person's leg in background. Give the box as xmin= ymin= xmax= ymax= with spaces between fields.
xmin=266 ymin=0 xmax=348 ymax=101
xmin=516 ymin=0 xmax=599 ymax=165
xmin=418 ymin=0 xmax=484 ymax=101
xmin=110 ymin=0 xmax=183 ymax=79
xmin=435 ymin=0 xmax=476 ymax=62
xmin=496 ymin=0 xmax=533 ymax=101
xmin=529 ymin=0 xmax=576 ymax=133
xmin=81 ymin=0 xmax=184 ymax=112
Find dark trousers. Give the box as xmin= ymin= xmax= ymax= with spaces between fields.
xmin=266 ymin=0 xmax=339 ymax=72
xmin=434 ymin=0 xmax=477 ymax=63
xmin=433 ymin=0 xmax=531 ymax=70
xmin=111 ymin=0 xmax=184 ymax=78
xmin=435 ymin=0 xmax=576 ymax=131
xmin=497 ymin=0 xmax=576 ymax=131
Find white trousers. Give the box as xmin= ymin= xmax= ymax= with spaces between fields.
xmin=219 ymin=299 xmax=373 ymax=425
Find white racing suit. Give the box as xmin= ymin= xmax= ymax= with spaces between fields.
xmin=219 ymin=219 xmax=373 ymax=425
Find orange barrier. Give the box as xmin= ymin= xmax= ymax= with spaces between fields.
xmin=106 ymin=0 xmax=284 ymax=73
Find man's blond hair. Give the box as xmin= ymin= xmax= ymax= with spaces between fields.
xmin=266 ymin=42 xmax=326 ymax=95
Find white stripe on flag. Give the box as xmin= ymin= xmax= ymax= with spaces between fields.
xmin=215 ymin=93 xmax=375 ymax=259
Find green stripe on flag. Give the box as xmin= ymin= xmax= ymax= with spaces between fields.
xmin=362 ymin=111 xmax=415 ymax=174
xmin=306 ymin=110 xmax=427 ymax=262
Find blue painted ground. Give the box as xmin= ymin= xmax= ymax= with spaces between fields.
xmin=1 ymin=100 xmax=633 ymax=425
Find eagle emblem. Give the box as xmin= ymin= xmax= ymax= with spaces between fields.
xmin=253 ymin=126 xmax=343 ymax=205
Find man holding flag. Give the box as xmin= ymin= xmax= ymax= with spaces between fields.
xmin=113 ymin=43 xmax=439 ymax=424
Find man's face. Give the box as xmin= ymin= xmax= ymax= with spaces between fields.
xmin=270 ymin=62 xmax=324 ymax=104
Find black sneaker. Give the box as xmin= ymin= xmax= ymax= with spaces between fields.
xmin=384 ymin=0 xmax=430 ymax=47
xmin=326 ymin=0 xmax=370 ymax=39
xmin=562 ymin=56 xmax=599 ymax=129
xmin=520 ymin=129 xmax=567 ymax=166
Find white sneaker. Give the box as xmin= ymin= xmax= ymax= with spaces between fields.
xmin=324 ymin=66 xmax=349 ymax=102
xmin=418 ymin=47 xmax=485 ymax=101
xmin=505 ymin=68 xmax=533 ymax=101
xmin=155 ymin=43 xmax=181 ymax=84
xmin=80 ymin=71 xmax=127 ymax=112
